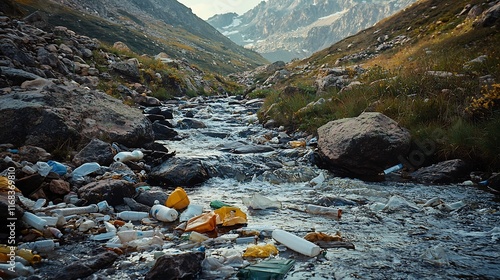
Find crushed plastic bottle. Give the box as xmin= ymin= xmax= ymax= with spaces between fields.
xmin=179 ymin=204 xmax=203 ymax=222
xmin=18 ymin=239 xmax=59 ymax=253
xmin=22 ymin=212 xmax=47 ymax=231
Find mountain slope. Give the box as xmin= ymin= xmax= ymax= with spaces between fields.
xmin=254 ymin=0 xmax=500 ymax=170
xmin=208 ymin=0 xmax=416 ymax=62
xmin=6 ymin=0 xmax=268 ymax=74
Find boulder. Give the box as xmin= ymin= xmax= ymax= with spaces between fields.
xmin=49 ymin=179 xmax=71 ymax=195
xmin=145 ymin=251 xmax=204 ymax=280
xmin=317 ymin=112 xmax=411 ymax=180
xmin=410 ymin=159 xmax=469 ymax=184
xmin=0 ymin=66 xmax=41 ymax=85
xmin=474 ymin=2 xmax=500 ymax=27
xmin=149 ymin=158 xmax=210 ymax=187
xmin=73 ymin=139 xmax=114 ymax=166
xmin=111 ymin=59 xmax=140 ymax=81
xmin=152 ymin=122 xmax=179 ymax=140
xmin=177 ymin=118 xmax=207 ymax=129
xmin=0 ymin=84 xmax=154 ymax=153
xmin=135 ymin=190 xmax=168 ymax=206
xmin=51 ymin=251 xmax=118 ymax=280
xmin=78 ymin=179 xmax=136 ymax=206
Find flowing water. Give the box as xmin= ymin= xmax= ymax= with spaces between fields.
xmin=35 ymin=96 xmax=500 ymax=279
xmin=159 ymin=96 xmax=500 ymax=279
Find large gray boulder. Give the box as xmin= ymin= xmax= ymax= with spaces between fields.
xmin=317 ymin=112 xmax=411 ymax=180
xmin=410 ymin=159 xmax=469 ymax=184
xmin=0 ymin=84 xmax=154 ymax=152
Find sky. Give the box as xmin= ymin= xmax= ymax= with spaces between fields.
xmin=177 ymin=0 xmax=264 ymax=20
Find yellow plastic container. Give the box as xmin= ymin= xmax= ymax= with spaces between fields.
xmin=166 ymin=187 xmax=190 ymax=210
xmin=214 ymin=206 xmax=247 ymax=226
xmin=242 ymin=243 xmax=278 ymax=258
xmin=0 ymin=245 xmax=41 ymax=264
xmin=184 ymin=212 xmax=217 ymax=233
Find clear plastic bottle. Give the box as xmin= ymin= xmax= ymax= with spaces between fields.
xmin=113 ymin=150 xmax=144 ymax=163
xmin=116 ymin=211 xmax=149 ymax=221
xmin=22 ymin=212 xmax=47 ymax=231
xmin=51 ymin=204 xmax=99 ymax=216
xmin=18 ymin=239 xmax=59 ymax=253
xmin=179 ymin=204 xmax=203 ymax=222
xmin=117 ymin=230 xmax=157 ymax=244
xmin=0 ymin=262 xmax=35 ymax=277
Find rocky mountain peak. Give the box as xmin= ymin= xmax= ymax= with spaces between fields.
xmin=208 ymin=0 xmax=417 ymax=62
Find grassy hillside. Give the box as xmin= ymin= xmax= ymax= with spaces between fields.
xmin=257 ymin=0 xmax=500 ymax=171
xmin=8 ymin=0 xmax=268 ymax=75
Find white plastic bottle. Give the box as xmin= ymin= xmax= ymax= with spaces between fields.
xmin=150 ymin=201 xmax=178 ymax=222
xmin=113 ymin=150 xmax=144 ymax=163
xmin=272 ymin=229 xmax=321 ymax=257
xmin=116 ymin=211 xmax=150 ymax=221
xmin=22 ymin=212 xmax=47 ymax=231
xmin=0 ymin=262 xmax=34 ymax=277
xmin=117 ymin=230 xmax=157 ymax=244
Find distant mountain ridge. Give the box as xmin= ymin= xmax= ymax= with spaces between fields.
xmin=207 ymin=0 xmax=416 ymax=62
xmin=4 ymin=0 xmax=268 ymax=74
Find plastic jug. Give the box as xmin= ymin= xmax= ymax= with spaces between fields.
xmin=166 ymin=187 xmax=190 ymax=210
xmin=214 ymin=206 xmax=247 ymax=226
xmin=150 ymin=201 xmax=178 ymax=222
xmin=272 ymin=229 xmax=321 ymax=257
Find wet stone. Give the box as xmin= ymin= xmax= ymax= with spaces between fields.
xmin=73 ymin=138 xmax=114 ymax=166
xmin=145 ymin=251 xmax=205 ymax=280
xmin=78 ymin=179 xmax=136 ymax=206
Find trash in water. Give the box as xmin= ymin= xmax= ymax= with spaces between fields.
xmin=304 ymin=231 xmax=342 ymax=242
xmin=305 ymin=204 xmax=342 ymax=220
xmin=150 ymin=201 xmax=178 ymax=222
xmin=113 ymin=150 xmax=144 ymax=163
xmin=166 ymin=187 xmax=190 ymax=210
xmin=214 ymin=206 xmax=248 ymax=226
xmin=242 ymin=193 xmax=281 ymax=210
xmin=272 ymin=229 xmax=321 ymax=257
xmin=383 ymin=163 xmax=403 ymax=175
xmin=179 ymin=204 xmax=204 ymax=222
xmin=185 ymin=212 xmax=217 ymax=233
xmin=242 ymin=243 xmax=278 ymax=258
xmin=237 ymin=258 xmax=295 ymax=280
xmin=210 ymin=200 xmax=232 ymax=209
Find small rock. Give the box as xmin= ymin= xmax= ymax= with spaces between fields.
xmin=135 ymin=190 xmax=168 ymax=207
xmin=49 ymin=179 xmax=70 ymax=195
xmin=410 ymin=159 xmax=469 ymax=184
xmin=149 ymin=158 xmax=210 ymax=187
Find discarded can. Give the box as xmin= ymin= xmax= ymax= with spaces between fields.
xmin=272 ymin=229 xmax=321 ymax=257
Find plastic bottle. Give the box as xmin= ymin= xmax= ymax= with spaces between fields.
xmin=305 ymin=204 xmax=342 ymax=220
xmin=0 ymin=262 xmax=35 ymax=277
xmin=18 ymin=239 xmax=58 ymax=253
xmin=179 ymin=204 xmax=203 ymax=222
xmin=383 ymin=163 xmax=404 ymax=175
xmin=72 ymin=162 xmax=101 ymax=179
xmin=166 ymin=187 xmax=190 ymax=210
xmin=113 ymin=150 xmax=144 ymax=163
xmin=38 ymin=215 xmax=66 ymax=227
xmin=46 ymin=227 xmax=63 ymax=238
xmin=272 ymin=229 xmax=321 ymax=257
xmin=78 ymin=219 xmax=96 ymax=232
xmin=22 ymin=212 xmax=48 ymax=231
xmin=51 ymin=204 xmax=99 ymax=216
xmin=47 ymin=160 xmax=67 ymax=176
xmin=235 ymin=236 xmax=258 ymax=244
xmin=150 ymin=201 xmax=178 ymax=222
xmin=116 ymin=211 xmax=150 ymax=221
xmin=90 ymin=222 xmax=117 ymax=241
